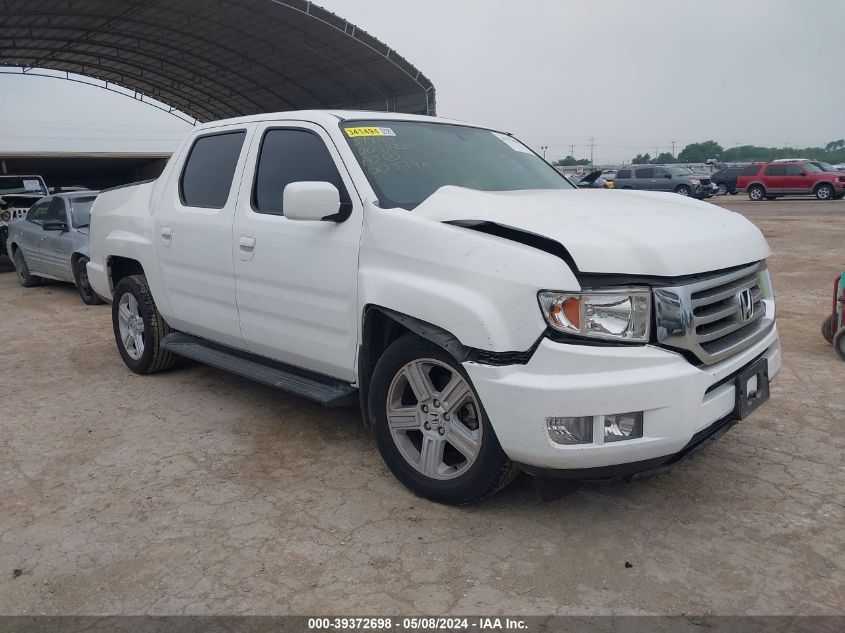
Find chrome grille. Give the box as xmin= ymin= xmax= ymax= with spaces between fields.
xmin=654 ymin=263 xmax=774 ymax=365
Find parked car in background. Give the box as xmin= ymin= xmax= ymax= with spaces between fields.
xmin=86 ymin=110 xmax=779 ymax=504
xmin=0 ymin=174 xmax=49 ymax=257
xmin=7 ymin=191 xmax=103 ymax=304
xmin=736 ymin=161 xmax=845 ymax=201
xmin=711 ymin=166 xmax=746 ymax=195
xmin=613 ymin=165 xmax=711 ymax=198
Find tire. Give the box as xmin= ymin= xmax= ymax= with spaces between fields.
xmin=821 ymin=315 xmax=834 ymax=344
xmin=815 ymin=183 xmax=834 ymax=200
xmin=766 ymin=196 xmax=779 ymax=201
xmin=716 ymin=183 xmax=728 ymax=196
xmin=748 ymin=185 xmax=765 ymax=201
xmin=834 ymin=327 xmax=845 ymax=362
xmin=622 ymin=186 xmax=633 ymax=190
xmin=729 ymin=190 xmax=738 ymax=195
xmin=369 ymin=335 xmax=517 ymax=505
xmin=112 ymin=274 xmax=177 ymax=374
xmin=74 ymin=256 xmax=104 ymax=305
xmin=13 ymin=248 xmax=42 ymax=287
xmin=675 ymin=185 xmax=691 ymax=197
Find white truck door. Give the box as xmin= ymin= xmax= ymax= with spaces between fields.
xmin=233 ymin=122 xmax=363 ymax=382
xmin=155 ymin=125 xmax=253 ymax=348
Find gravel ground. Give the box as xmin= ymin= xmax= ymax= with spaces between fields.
xmin=0 ymin=198 xmax=843 ymax=615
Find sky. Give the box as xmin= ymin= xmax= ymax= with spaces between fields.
xmin=1 ymin=0 xmax=843 ymax=163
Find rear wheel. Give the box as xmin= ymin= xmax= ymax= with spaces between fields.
xmin=748 ymin=185 xmax=765 ymax=201
xmin=821 ymin=315 xmax=834 ymax=344
xmin=13 ymin=248 xmax=41 ymax=287
xmin=369 ymin=335 xmax=517 ymax=505
xmin=716 ymin=183 xmax=728 ymax=195
xmin=75 ymin=256 xmax=104 ymax=305
xmin=112 ymin=274 xmax=177 ymax=374
xmin=675 ymin=185 xmax=691 ymax=197
xmin=815 ymin=183 xmax=834 ymax=200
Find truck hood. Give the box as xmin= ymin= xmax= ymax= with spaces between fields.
xmin=412 ymin=187 xmax=771 ymax=277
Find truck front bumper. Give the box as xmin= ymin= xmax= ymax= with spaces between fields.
xmin=463 ymin=325 xmax=780 ymax=474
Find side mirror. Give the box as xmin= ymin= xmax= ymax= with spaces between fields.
xmin=665 ymin=174 xmax=672 ymax=179
xmin=42 ymin=220 xmax=68 ymax=231
xmin=283 ymin=181 xmax=340 ymax=222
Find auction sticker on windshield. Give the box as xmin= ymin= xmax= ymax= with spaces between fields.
xmin=344 ymin=126 xmax=396 ymax=138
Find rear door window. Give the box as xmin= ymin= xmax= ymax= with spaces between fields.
xmin=635 ymin=168 xmax=654 ymax=178
xmin=180 ymin=131 xmax=247 ymax=208
xmin=764 ymin=165 xmax=786 ymax=176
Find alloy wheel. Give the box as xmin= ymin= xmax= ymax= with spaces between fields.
xmin=117 ymin=292 xmax=145 ymax=360
xmin=385 ymin=358 xmax=483 ymax=480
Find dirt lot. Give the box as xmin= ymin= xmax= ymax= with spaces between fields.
xmin=1 ymin=198 xmax=843 ymax=615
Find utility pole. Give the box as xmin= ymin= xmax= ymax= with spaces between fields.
xmin=671 ymin=140 xmax=676 ymax=157
xmin=570 ymin=143 xmax=575 ymax=157
xmin=541 ymin=145 xmax=549 ymax=159
xmin=588 ymin=137 xmax=596 ymax=166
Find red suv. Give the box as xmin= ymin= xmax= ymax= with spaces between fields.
xmin=736 ymin=161 xmax=845 ymax=201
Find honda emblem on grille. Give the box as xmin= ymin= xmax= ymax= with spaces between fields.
xmin=738 ymin=288 xmax=754 ymax=322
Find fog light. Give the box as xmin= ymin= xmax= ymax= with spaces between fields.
xmin=546 ymin=416 xmax=593 ymax=445
xmin=604 ymin=412 xmax=643 ymax=442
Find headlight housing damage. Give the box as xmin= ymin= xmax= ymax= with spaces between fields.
xmin=538 ymin=288 xmax=651 ymax=342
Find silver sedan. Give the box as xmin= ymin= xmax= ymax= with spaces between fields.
xmin=7 ymin=191 xmax=104 ymax=304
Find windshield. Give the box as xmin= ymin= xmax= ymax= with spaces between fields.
xmin=340 ymin=121 xmax=572 ymax=209
xmin=0 ymin=176 xmax=47 ymax=196
xmin=803 ymin=163 xmax=822 ymax=173
xmin=70 ymin=196 xmax=96 ymax=227
xmin=815 ymin=162 xmax=837 ymax=172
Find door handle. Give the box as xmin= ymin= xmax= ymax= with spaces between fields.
xmin=239 ymin=236 xmax=256 ymax=261
xmin=160 ymin=226 xmax=173 ymax=247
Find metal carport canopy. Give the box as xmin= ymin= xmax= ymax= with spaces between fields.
xmin=0 ymin=0 xmax=436 ymax=123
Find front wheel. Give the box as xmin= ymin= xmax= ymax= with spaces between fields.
xmin=815 ymin=184 xmax=834 ymax=200
xmin=716 ymin=183 xmax=728 ymax=195
xmin=13 ymin=249 xmax=41 ymax=287
xmin=369 ymin=335 xmax=517 ymax=505
xmin=75 ymin=256 xmax=104 ymax=305
xmin=112 ymin=274 xmax=178 ymax=374
xmin=834 ymin=328 xmax=845 ymax=361
xmin=748 ymin=185 xmax=765 ymax=201
xmin=675 ymin=185 xmax=691 ymax=197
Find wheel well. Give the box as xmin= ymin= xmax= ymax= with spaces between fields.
xmin=813 ymin=181 xmax=834 ymax=191
xmin=358 ymin=306 xmax=468 ymax=427
xmin=108 ymin=256 xmax=144 ymax=292
xmin=674 ymin=184 xmax=691 ymax=191
xmin=748 ymin=182 xmax=766 ymax=191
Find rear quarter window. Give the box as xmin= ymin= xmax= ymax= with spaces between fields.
xmin=616 ymin=169 xmax=631 ymax=179
xmin=740 ymin=164 xmax=762 ymax=177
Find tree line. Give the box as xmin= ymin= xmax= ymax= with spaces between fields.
xmin=631 ymin=139 xmax=845 ymax=165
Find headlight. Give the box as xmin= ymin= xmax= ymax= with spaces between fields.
xmin=538 ymin=289 xmax=651 ymax=342
xmin=0 ymin=211 xmax=10 ymax=222
xmin=757 ymin=265 xmax=775 ymax=318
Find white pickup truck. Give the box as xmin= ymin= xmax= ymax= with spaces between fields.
xmin=87 ymin=111 xmax=780 ymax=504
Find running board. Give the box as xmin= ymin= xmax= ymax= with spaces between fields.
xmin=161 ymin=333 xmax=358 ymax=407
